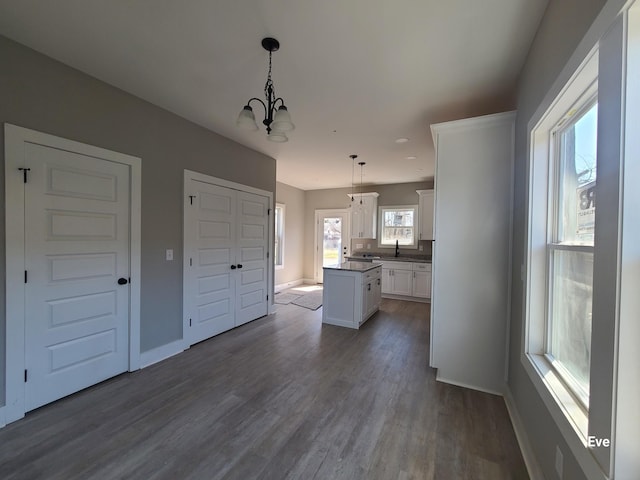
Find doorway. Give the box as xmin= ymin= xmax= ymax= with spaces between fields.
xmin=315 ymin=209 xmax=350 ymax=283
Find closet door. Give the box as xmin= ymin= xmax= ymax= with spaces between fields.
xmin=184 ymin=176 xmax=271 ymax=345
xmin=185 ymin=181 xmax=236 ymax=345
xmin=235 ymin=191 xmax=269 ymax=326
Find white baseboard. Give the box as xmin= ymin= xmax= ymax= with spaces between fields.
xmin=275 ymin=279 xmax=304 ymax=293
xmin=435 ymin=371 xmax=504 ymax=396
xmin=140 ymin=339 xmax=185 ymax=368
xmin=504 ymin=387 xmax=545 ymax=480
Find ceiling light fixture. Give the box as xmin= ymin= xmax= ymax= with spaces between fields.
xmin=236 ymin=37 xmax=295 ymax=142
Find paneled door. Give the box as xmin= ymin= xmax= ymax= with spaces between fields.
xmin=24 ymin=142 xmax=131 ymax=411
xmin=184 ymin=181 xmax=237 ymax=344
xmin=235 ymin=191 xmax=269 ymax=326
xmin=184 ymin=176 xmax=270 ymax=345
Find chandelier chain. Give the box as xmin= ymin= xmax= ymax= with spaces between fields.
xmin=264 ymin=51 xmax=275 ymax=100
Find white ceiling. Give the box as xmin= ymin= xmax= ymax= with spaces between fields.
xmin=0 ymin=0 xmax=548 ymax=190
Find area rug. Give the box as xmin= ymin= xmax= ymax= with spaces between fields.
xmin=274 ymin=292 xmax=302 ymax=305
xmin=290 ymin=290 xmax=323 ymax=310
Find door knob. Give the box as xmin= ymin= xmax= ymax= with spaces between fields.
xmin=117 ymin=277 xmax=129 ymax=285
xmin=237 ymin=264 xmax=243 ymax=269
xmin=230 ymin=265 xmax=237 ymax=270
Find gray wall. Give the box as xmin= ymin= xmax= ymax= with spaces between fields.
xmin=0 ymin=36 xmax=276 ymax=406
xmin=275 ymin=182 xmax=305 ymax=286
xmin=303 ymin=181 xmax=431 ymax=279
xmin=508 ymin=1 xmax=607 ymax=479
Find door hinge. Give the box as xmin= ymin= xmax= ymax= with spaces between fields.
xmin=266 ymin=251 xmax=269 ymax=259
xmin=24 ymin=270 xmax=27 ymax=283
xmin=266 ymin=294 xmax=269 ymax=301
xmin=24 ymin=370 xmax=28 ymax=382
xmin=188 ymin=195 xmax=196 ymax=205
xmin=189 ymin=318 xmax=192 ymax=327
xmin=268 ymin=208 xmax=271 ymax=215
xmin=18 ymin=167 xmax=31 ymax=183
xmin=190 ymin=258 xmax=193 ymax=266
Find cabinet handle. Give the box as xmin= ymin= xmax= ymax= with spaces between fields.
xmin=377 ymin=278 xmax=380 ymax=285
xmin=368 ymin=283 xmax=371 ymax=291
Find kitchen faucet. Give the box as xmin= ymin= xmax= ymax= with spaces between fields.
xmin=395 ymin=239 xmax=399 ymax=257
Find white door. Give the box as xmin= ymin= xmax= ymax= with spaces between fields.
xmin=235 ymin=191 xmax=269 ymax=326
xmin=315 ymin=210 xmax=350 ymax=283
xmin=24 ymin=142 xmax=131 ymax=411
xmin=185 ymin=181 xmax=237 ymax=344
xmin=184 ymin=177 xmax=270 ymax=345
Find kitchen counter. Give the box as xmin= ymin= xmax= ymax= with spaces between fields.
xmin=346 ymin=255 xmax=431 ymax=264
xmin=324 ymin=261 xmax=383 ymax=272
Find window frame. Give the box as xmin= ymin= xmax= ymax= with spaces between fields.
xmin=377 ymin=205 xmax=418 ymax=248
xmin=274 ymin=203 xmax=284 ymax=269
xmin=523 ymin=49 xmax=599 ymax=443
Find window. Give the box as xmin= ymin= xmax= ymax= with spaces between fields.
xmin=274 ymin=204 xmax=284 ymax=268
xmin=378 ymin=206 xmax=417 ymax=247
xmin=525 ymin=49 xmax=599 ymax=439
xmin=546 ymin=101 xmax=597 ymax=409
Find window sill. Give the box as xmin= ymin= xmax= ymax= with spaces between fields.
xmin=523 ymin=353 xmax=588 ymax=441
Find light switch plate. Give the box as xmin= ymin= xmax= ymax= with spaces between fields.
xmin=166 ymin=249 xmax=173 ymax=261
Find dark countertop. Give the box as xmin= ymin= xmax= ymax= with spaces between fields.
xmin=346 ymin=255 xmax=431 ymax=264
xmin=323 ymin=261 xmax=383 ymax=272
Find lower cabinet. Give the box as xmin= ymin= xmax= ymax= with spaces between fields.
xmin=322 ymin=265 xmax=381 ymax=329
xmin=412 ymin=263 xmax=432 ymax=299
xmin=381 ymin=261 xmax=431 ymax=301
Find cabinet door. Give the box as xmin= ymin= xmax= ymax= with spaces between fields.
xmin=418 ymin=190 xmax=434 ymax=240
xmin=381 ymin=268 xmax=392 ymax=294
xmin=412 ymin=271 xmax=431 ymax=298
xmin=391 ymin=269 xmax=413 ymax=296
xmin=351 ymin=203 xmax=363 ymax=238
xmin=361 ymin=196 xmax=377 ymax=238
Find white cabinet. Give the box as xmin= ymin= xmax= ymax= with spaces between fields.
xmin=322 ymin=264 xmax=381 ymax=329
xmin=380 ymin=261 xmax=413 ymax=296
xmin=347 ymin=192 xmax=379 ymax=238
xmin=412 ymin=263 xmax=432 ymax=299
xmin=430 ymin=111 xmax=515 ymax=394
xmin=416 ymin=189 xmax=434 ymax=240
xmin=363 ymin=268 xmax=382 ymax=320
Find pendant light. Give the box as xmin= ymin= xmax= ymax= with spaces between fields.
xmin=237 ymin=37 xmax=295 ymax=142
xmin=358 ymin=161 xmax=366 ymax=205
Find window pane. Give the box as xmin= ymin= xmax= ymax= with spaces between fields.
xmin=557 ymin=104 xmax=598 ymax=245
xmin=322 ymin=217 xmax=342 ymax=268
xmin=380 ymin=208 xmax=415 ymax=245
xmin=549 ymin=249 xmax=593 ymax=396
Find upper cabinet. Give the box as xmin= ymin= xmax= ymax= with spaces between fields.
xmin=416 ymin=189 xmax=434 ymax=240
xmin=347 ymin=192 xmax=379 ymax=238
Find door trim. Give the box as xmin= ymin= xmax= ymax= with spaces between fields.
xmin=314 ymin=209 xmax=351 ymax=283
xmin=182 ymin=169 xmax=274 ymax=350
xmin=3 ymin=124 xmax=142 ymax=425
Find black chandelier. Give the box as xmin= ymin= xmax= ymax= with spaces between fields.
xmin=236 ymin=37 xmax=295 ymax=143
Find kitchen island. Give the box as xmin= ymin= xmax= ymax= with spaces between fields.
xmin=322 ymin=262 xmax=382 ymax=329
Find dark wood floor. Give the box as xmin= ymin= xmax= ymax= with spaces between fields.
xmin=0 ymin=299 xmax=528 ymax=480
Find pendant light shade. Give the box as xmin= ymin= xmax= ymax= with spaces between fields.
xmin=267 ymin=131 xmax=288 ymax=143
xmin=270 ymin=106 xmax=295 ymax=132
xmin=236 ymin=105 xmax=259 ymax=131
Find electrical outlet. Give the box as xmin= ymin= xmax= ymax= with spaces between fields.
xmin=555 ymin=445 xmax=563 ymax=479
xmin=166 ymin=249 xmax=173 ymax=261
xmin=356 ymin=243 xmax=363 ymax=249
